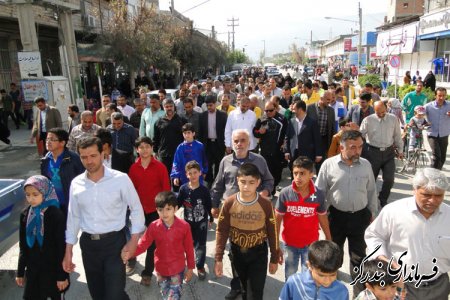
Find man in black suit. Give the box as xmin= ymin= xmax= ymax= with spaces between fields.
xmin=198 ymin=95 xmax=228 ymax=187
xmin=285 ymin=100 xmax=322 ymax=171
xmin=306 ymin=91 xmax=336 ymax=171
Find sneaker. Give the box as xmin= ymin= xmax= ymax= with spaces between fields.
xmin=125 ymin=259 xmax=136 ymax=276
xmin=197 ymin=268 xmax=206 ymax=281
xmin=140 ymin=275 xmax=151 ymax=286
xmin=224 ymin=289 xmax=241 ymax=300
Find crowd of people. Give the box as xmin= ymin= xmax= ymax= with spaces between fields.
xmin=7 ymin=71 xmax=450 ymax=300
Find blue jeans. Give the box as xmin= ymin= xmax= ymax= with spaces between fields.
xmin=189 ymin=221 xmax=208 ymax=269
xmin=282 ymin=242 xmax=309 ymax=281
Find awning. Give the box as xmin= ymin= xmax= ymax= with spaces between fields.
xmin=77 ymin=43 xmax=112 ymax=63
xmin=419 ymin=30 xmax=450 ymax=40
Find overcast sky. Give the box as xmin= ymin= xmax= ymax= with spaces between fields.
xmin=160 ymin=0 xmax=388 ymax=60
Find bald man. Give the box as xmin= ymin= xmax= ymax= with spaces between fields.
xmin=360 ymin=101 xmax=403 ymax=208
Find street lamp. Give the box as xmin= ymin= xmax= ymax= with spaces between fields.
xmin=324 ymin=2 xmax=362 ymax=74
xmin=261 ymin=40 xmax=266 ymax=65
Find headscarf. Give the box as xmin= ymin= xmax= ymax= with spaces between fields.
xmin=24 ymin=175 xmax=60 ymax=248
xmin=389 ymin=98 xmax=402 ymax=109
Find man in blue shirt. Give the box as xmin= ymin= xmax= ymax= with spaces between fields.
xmin=107 ymin=112 xmax=137 ymax=173
xmin=40 ymin=127 xmax=85 ymax=218
xmin=425 ymin=87 xmax=450 ymax=170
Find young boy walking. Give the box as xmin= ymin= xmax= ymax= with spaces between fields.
xmin=354 ymin=259 xmax=403 ymax=300
xmin=279 ymin=240 xmax=349 ymax=300
xmin=171 ymin=123 xmax=208 ymax=188
xmin=214 ymin=163 xmax=279 ymax=300
xmin=275 ymin=156 xmax=331 ymax=280
xmin=128 ymin=136 xmax=171 ymax=285
xmin=123 ymin=191 xmax=194 ymax=299
xmin=177 ymin=161 xmax=213 ymax=280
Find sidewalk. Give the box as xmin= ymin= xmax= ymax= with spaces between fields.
xmin=0 ymin=122 xmax=35 ymax=151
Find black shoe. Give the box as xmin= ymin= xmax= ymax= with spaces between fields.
xmin=225 ymin=289 xmax=241 ymax=300
xmin=126 ymin=258 xmax=137 ymax=275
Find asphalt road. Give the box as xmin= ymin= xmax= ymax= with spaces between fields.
xmin=0 ymin=116 xmax=449 ymax=300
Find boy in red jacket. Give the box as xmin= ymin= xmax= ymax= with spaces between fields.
xmin=128 ymin=136 xmax=170 ymax=285
xmin=123 ymin=191 xmax=195 ymax=299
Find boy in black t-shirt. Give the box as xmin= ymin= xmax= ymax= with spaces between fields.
xmin=177 ymin=160 xmax=213 ymax=280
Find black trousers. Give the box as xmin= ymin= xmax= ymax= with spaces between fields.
xmin=160 ymin=155 xmax=174 ymax=179
xmin=23 ymin=109 xmax=33 ymax=129
xmin=365 ymin=146 xmax=396 ymax=207
xmin=142 ymin=211 xmax=158 ymax=277
xmin=428 ymin=135 xmax=448 ymax=170
xmin=230 ymin=242 xmax=268 ymax=300
xmin=1 ymin=110 xmax=17 ymax=129
xmin=205 ymin=140 xmax=225 ymax=185
xmin=39 ymin=132 xmax=48 ymax=155
xmin=328 ymin=206 xmax=371 ymax=296
xmin=80 ymin=229 xmax=129 ymax=300
xmin=14 ymin=102 xmax=25 ymax=126
xmin=315 ymin=135 xmax=329 ymax=174
xmin=262 ymin=152 xmax=283 ymax=194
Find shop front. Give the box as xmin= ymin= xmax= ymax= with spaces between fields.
xmin=419 ymin=7 xmax=450 ymax=84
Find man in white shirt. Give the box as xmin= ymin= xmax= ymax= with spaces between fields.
xmin=224 ymin=96 xmax=257 ymax=153
xmin=63 ymin=137 xmax=145 ymax=300
xmin=117 ymin=95 xmax=135 ymax=119
xmin=268 ymin=77 xmax=282 ymax=97
xmin=365 ymin=168 xmax=450 ymax=300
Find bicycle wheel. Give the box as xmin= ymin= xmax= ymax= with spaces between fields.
xmin=415 ymin=150 xmax=430 ymax=170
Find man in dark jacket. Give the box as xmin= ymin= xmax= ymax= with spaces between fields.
xmin=253 ymin=101 xmax=287 ymax=194
xmin=198 ymin=95 xmax=227 ymax=186
xmin=285 ymin=100 xmax=322 ymax=172
xmin=305 ymin=91 xmax=336 ymax=171
xmin=153 ymin=99 xmax=187 ymax=175
xmin=40 ymin=127 xmax=85 ymax=218
xmin=423 ymin=70 xmax=436 ymax=92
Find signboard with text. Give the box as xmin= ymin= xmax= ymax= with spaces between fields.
xmin=21 ymin=80 xmax=48 ymax=102
xmin=376 ymin=22 xmax=418 ymax=56
xmin=18 ymin=51 xmax=43 ymax=79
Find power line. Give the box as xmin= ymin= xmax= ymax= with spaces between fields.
xmin=181 ymin=0 xmax=212 ymax=14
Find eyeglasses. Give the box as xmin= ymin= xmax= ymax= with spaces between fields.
xmin=264 ymin=109 xmax=274 ymax=113
xmin=46 ymin=138 xmax=60 ymax=142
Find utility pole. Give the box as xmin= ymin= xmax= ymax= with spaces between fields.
xmin=228 ymin=32 xmax=230 ymax=51
xmin=227 ymin=17 xmax=239 ymax=52
xmin=358 ymin=2 xmax=363 ymax=73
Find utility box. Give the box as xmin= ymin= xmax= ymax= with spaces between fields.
xmin=21 ymin=76 xmax=73 ymax=128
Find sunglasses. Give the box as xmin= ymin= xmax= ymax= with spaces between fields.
xmin=265 ymin=109 xmax=274 ymax=113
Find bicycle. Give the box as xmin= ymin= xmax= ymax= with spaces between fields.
xmin=399 ymin=129 xmax=431 ymax=174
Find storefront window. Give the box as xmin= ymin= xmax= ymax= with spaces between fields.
xmin=436 ymin=38 xmax=450 ymax=82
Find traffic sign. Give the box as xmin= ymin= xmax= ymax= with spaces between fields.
xmin=389 ymin=55 xmax=400 ymax=68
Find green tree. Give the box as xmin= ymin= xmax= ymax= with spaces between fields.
xmin=100 ymin=0 xmax=180 ymax=77
xmin=226 ymin=50 xmax=249 ymax=65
